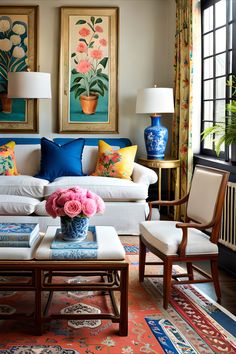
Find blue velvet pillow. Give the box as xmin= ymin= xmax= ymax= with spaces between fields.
xmin=35 ymin=137 xmax=85 ymax=182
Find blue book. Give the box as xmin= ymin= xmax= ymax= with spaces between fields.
xmin=0 ymin=223 xmax=39 ymax=242
xmin=51 ymin=226 xmax=98 ymax=249
xmin=51 ymin=248 xmax=97 ymax=260
xmin=0 ymin=232 xmax=40 ymax=248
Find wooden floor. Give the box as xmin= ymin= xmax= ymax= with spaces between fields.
xmin=120 ymin=235 xmax=236 ymax=316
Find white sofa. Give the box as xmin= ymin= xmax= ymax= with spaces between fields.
xmin=0 ymin=138 xmax=158 ymax=234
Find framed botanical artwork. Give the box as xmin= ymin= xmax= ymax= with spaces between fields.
xmin=0 ymin=6 xmax=38 ymax=133
xmin=59 ymin=7 xmax=119 ymax=133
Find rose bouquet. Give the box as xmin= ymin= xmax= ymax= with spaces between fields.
xmin=46 ymin=187 xmax=105 ymax=241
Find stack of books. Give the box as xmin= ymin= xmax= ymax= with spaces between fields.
xmin=50 ymin=226 xmax=98 ymax=259
xmin=0 ymin=223 xmax=40 ymax=248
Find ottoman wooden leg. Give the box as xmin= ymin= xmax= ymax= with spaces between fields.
xmin=35 ymin=269 xmax=43 ymax=335
xmin=119 ymin=265 xmax=129 ymax=336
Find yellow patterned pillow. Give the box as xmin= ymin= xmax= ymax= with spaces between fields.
xmin=92 ymin=140 xmax=137 ymax=179
xmin=0 ymin=141 xmax=18 ymax=176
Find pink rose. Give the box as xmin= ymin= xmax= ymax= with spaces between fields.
xmin=57 ymin=191 xmax=74 ymax=206
xmin=82 ymin=198 xmax=97 ymax=217
xmin=76 ymin=60 xmax=92 ymax=74
xmin=64 ymin=200 xmax=82 ymax=218
xmin=90 ymin=49 xmax=103 ymax=60
xmin=76 ymin=42 xmax=87 ymax=53
xmin=95 ymin=25 xmax=103 ymax=33
xmin=79 ymin=27 xmax=90 ymax=37
xmin=99 ymin=38 xmax=107 ymax=46
xmin=96 ymin=196 xmax=105 ymax=214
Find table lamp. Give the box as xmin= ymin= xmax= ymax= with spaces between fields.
xmin=7 ymin=71 xmax=51 ymax=99
xmin=136 ymin=86 xmax=174 ymax=159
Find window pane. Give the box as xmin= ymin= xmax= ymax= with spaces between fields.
xmin=204 ymin=80 xmax=213 ymax=99
xmin=216 ymin=100 xmax=226 ymax=122
xmin=215 ymin=27 xmax=226 ymax=53
xmin=215 ymin=0 xmax=226 ymax=28
xmin=203 ymin=6 xmax=213 ymax=33
xmin=203 ymin=122 xmax=214 ymax=149
xmin=204 ymin=33 xmax=213 ymax=57
xmin=216 ymin=77 xmax=226 ymax=98
xmin=229 ymin=0 xmax=233 ymax=21
xmin=229 ymin=50 xmax=232 ymax=74
xmin=229 ymin=24 xmax=232 ymax=50
xmin=215 ymin=53 xmax=226 ymax=76
xmin=204 ymin=101 xmax=213 ymax=121
xmin=204 ymin=57 xmax=213 ymax=79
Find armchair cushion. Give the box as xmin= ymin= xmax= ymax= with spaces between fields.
xmin=140 ymin=220 xmax=218 ymax=256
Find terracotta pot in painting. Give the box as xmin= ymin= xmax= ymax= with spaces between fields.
xmin=79 ymin=94 xmax=98 ymax=115
xmin=0 ymin=93 xmax=12 ymax=113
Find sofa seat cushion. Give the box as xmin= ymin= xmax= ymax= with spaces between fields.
xmin=0 ymin=175 xmax=49 ymax=198
xmin=44 ymin=176 xmax=148 ymax=201
xmin=0 ymin=195 xmax=40 ymax=215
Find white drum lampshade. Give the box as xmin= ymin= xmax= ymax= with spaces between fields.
xmin=136 ymin=86 xmax=174 ymax=159
xmin=7 ymin=72 xmax=52 ymax=99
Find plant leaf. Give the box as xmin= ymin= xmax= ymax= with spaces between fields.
xmin=91 ymin=16 xmax=95 ymax=25
xmin=76 ymin=20 xmax=86 ymax=25
xmin=71 ymin=53 xmax=76 ymax=58
xmin=99 ymin=57 xmax=108 ymax=69
xmin=95 ymin=18 xmax=102 ymax=24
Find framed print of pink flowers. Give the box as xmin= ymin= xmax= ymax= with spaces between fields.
xmin=0 ymin=6 xmax=38 ymax=133
xmin=59 ymin=7 xmax=118 ymax=133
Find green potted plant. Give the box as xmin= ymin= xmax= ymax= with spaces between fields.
xmin=70 ymin=16 xmax=109 ymax=115
xmin=201 ymin=78 xmax=236 ymax=163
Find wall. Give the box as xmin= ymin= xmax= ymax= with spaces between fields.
xmin=1 ymin=0 xmax=176 ymax=157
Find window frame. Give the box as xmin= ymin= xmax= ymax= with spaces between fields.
xmin=200 ymin=0 xmax=236 ymax=160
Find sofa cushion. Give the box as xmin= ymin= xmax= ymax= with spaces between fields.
xmin=92 ymin=140 xmax=137 ymax=179
xmin=0 ymin=195 xmax=40 ymax=215
xmin=0 ymin=175 xmax=49 ymax=198
xmin=0 ymin=141 xmax=18 ymax=176
xmin=44 ymin=176 xmax=148 ymax=201
xmin=35 ymin=137 xmax=85 ymax=182
xmin=14 ymin=144 xmax=41 ymax=175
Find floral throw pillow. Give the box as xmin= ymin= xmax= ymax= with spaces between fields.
xmin=0 ymin=141 xmax=19 ymax=176
xmin=92 ymin=140 xmax=137 ymax=179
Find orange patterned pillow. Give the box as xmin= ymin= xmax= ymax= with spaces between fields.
xmin=92 ymin=140 xmax=137 ymax=179
xmin=0 ymin=141 xmax=18 ymax=176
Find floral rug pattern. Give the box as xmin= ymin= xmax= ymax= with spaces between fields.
xmin=0 ymin=244 xmax=235 ymax=353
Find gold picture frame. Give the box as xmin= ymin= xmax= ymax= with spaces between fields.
xmin=0 ymin=6 xmax=38 ymax=133
xmin=59 ymin=7 xmax=119 ymax=133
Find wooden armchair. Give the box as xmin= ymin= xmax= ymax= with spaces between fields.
xmin=139 ymin=165 xmax=230 ymax=309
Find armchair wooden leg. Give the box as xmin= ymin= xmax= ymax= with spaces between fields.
xmin=139 ymin=237 xmax=146 ymax=282
xmin=211 ymin=259 xmax=221 ymax=304
xmin=186 ymin=262 xmax=194 ymax=280
xmin=163 ymin=259 xmax=172 ymax=309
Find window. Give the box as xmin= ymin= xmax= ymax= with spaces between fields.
xmin=201 ymin=0 xmax=235 ymax=160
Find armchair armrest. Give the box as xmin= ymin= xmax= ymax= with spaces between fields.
xmin=132 ymin=162 xmax=157 ymax=186
xmin=175 ymin=220 xmax=214 ymax=257
xmin=149 ymin=194 xmax=189 ymax=207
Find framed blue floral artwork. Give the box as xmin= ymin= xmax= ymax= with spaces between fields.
xmin=59 ymin=7 xmax=118 ymax=133
xmin=0 ymin=6 xmax=38 ymax=133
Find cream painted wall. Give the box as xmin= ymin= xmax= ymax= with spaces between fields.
xmin=1 ymin=0 xmax=176 ymax=157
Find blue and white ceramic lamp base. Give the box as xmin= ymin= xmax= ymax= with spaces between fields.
xmin=144 ymin=115 xmax=168 ymax=160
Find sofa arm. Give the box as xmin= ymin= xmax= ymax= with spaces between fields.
xmin=132 ymin=162 xmax=157 ymax=186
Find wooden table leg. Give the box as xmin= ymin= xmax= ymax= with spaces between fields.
xmin=119 ymin=265 xmax=129 ymax=336
xmin=35 ymin=268 xmax=43 ymax=335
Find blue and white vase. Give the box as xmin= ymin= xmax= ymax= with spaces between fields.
xmin=144 ymin=116 xmax=168 ymax=159
xmin=60 ymin=216 xmax=89 ymax=242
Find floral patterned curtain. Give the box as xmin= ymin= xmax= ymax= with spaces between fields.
xmin=172 ymin=0 xmax=200 ymax=218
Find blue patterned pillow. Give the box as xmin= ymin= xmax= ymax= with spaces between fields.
xmin=35 ymin=137 xmax=85 ymax=182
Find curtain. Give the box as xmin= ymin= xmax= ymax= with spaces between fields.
xmin=172 ymin=0 xmax=200 ymax=218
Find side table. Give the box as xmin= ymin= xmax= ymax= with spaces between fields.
xmin=138 ymin=157 xmax=180 ymax=220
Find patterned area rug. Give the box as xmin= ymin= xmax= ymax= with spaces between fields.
xmin=0 ymin=243 xmax=235 ymax=354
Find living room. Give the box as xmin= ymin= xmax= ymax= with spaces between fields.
xmin=0 ymin=0 xmax=236 ymax=353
